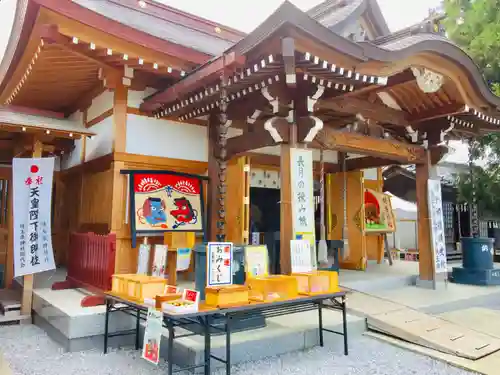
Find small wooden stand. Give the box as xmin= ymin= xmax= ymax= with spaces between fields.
xmin=163 ymin=232 xmax=195 ymax=286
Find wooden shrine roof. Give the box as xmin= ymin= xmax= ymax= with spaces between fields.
xmin=308 ymin=0 xmax=390 ymax=37
xmin=140 ymin=1 xmax=500 ymax=140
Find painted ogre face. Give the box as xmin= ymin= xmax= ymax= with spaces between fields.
xmin=145 ymin=198 xmax=166 ymax=226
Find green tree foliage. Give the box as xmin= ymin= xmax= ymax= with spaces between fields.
xmin=442 ymin=0 xmax=500 ymax=214
xmin=443 ymin=0 xmax=500 ymax=83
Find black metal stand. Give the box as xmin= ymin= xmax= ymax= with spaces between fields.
xmin=103 ymin=292 xmax=348 ymax=375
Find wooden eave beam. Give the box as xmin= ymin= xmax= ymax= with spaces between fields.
xmin=140 ymin=52 xmax=246 ymax=111
xmin=33 ymin=0 xmax=211 ymax=65
xmin=39 ymin=24 xmax=120 ymax=74
xmin=316 ymin=96 xmax=409 ymax=126
xmin=317 ymin=127 xmax=426 ymax=163
xmin=225 ymin=119 xmax=289 ymax=159
xmin=326 ymin=156 xmax=400 ymax=173
xmin=409 ymin=102 xmax=465 ymax=124
xmin=1 ymin=105 xmax=65 ymax=119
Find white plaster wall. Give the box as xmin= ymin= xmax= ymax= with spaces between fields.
xmin=126 ymin=114 xmax=208 ymax=161
xmin=60 ymin=111 xmax=85 ymax=170
xmin=128 ymin=88 xmax=157 ymax=108
xmin=87 ymin=90 xmax=113 ymax=122
xmin=85 ymin=115 xmax=114 ymax=161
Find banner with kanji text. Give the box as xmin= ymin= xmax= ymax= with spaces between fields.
xmin=12 ymin=157 xmax=56 ymax=277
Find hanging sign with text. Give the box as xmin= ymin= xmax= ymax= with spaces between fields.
xmin=427 ymin=179 xmax=448 ymax=274
xmin=290 ymin=148 xmax=316 ymax=265
xmin=207 ymin=242 xmax=233 ymax=286
xmin=13 ymin=158 xmax=56 ymax=277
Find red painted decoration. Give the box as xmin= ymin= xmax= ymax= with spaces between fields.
xmin=30 ymin=165 xmax=39 ymax=173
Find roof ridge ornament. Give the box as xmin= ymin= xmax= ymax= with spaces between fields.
xmin=411 ymin=67 xmax=444 ymax=93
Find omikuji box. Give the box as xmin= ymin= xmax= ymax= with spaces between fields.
xmin=205 ymin=285 xmax=250 ymax=308
xmin=247 ymin=275 xmax=298 ymax=302
xmin=291 ymin=271 xmax=340 ymax=296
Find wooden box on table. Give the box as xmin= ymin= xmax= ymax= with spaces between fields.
xmin=111 ymin=274 xmax=167 ymax=302
xmin=247 ymin=275 xmax=298 ymax=302
xmin=291 ymin=271 xmax=339 ymax=296
xmin=205 ymin=285 xmax=250 ymax=308
xmin=111 ymin=274 xmax=136 ymax=296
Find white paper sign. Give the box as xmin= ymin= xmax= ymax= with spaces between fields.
xmin=207 ymin=242 xmax=233 ymax=286
xmin=427 ymin=179 xmax=448 ymax=274
xmin=291 ymin=239 xmax=313 ymax=274
xmin=152 ymin=245 xmax=167 ymax=278
xmin=142 ymin=307 xmax=162 ymax=365
xmin=13 ymin=157 xmax=56 ymax=277
xmin=137 ymin=243 xmax=151 ymax=274
xmin=176 ymin=247 xmax=192 ymax=272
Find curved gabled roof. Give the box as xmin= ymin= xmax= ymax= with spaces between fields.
xmin=142 ymin=0 xmax=500 ymax=117
xmin=308 ymin=0 xmax=390 ymax=37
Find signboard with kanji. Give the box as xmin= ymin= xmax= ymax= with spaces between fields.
xmin=12 ymin=157 xmax=56 ymax=277
xmin=207 ymin=242 xmax=233 ymax=286
xmin=428 ymin=179 xmax=448 ymax=274
xmin=290 ymin=148 xmax=316 ymax=266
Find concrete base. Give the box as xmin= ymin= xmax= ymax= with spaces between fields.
xmin=151 ymin=310 xmax=365 ymax=373
xmin=32 ymin=288 xmax=136 ymax=352
xmin=452 ymin=267 xmax=500 ymax=286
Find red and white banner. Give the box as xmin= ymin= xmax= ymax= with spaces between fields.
xmin=12 ymin=158 xmax=56 ymax=277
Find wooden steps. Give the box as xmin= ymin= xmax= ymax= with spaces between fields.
xmin=0 ymin=289 xmax=31 ymax=325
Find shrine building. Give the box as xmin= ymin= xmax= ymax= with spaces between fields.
xmin=0 ymin=0 xmax=499 ymax=315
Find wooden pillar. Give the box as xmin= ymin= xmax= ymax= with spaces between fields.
xmin=415 ymin=150 xmax=434 ymax=284
xmin=20 ymin=139 xmax=43 ymax=315
xmin=279 ymin=37 xmax=297 ymax=275
xmin=112 ymin=84 xmax=128 ymax=153
xmin=207 ymin=114 xmax=219 ymax=242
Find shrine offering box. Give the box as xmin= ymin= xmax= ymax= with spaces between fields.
xmin=247 ymin=275 xmax=298 ymax=302
xmin=291 ymin=271 xmax=339 ymax=296
xmin=162 ymin=289 xmax=200 ymax=314
xmin=205 ymin=285 xmax=250 ymax=308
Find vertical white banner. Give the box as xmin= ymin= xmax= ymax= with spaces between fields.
xmin=427 ymin=179 xmax=448 ymax=274
xmin=13 ymin=157 xmax=56 ymax=277
xmin=137 ymin=243 xmax=151 ymax=275
xmin=152 ymin=245 xmax=167 ymax=278
xmin=290 ymin=148 xmax=316 ymax=266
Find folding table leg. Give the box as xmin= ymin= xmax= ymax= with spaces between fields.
xmin=204 ymin=316 xmax=211 ymax=375
xmin=167 ymin=319 xmax=174 ymax=375
xmin=342 ymin=296 xmax=348 ymax=355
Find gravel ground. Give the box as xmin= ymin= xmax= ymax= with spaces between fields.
xmin=0 ymin=325 xmax=474 ymax=375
